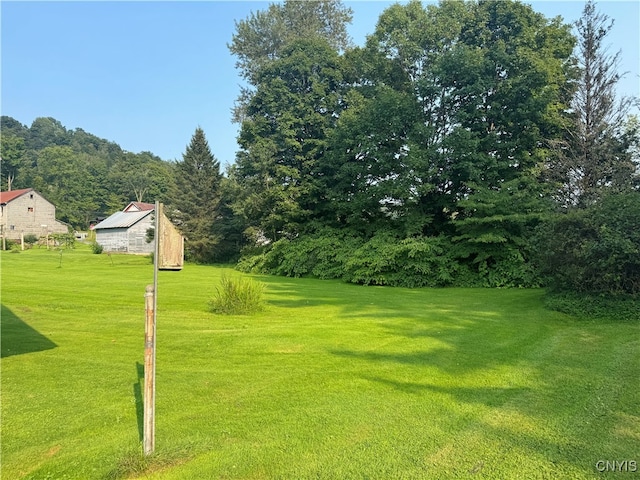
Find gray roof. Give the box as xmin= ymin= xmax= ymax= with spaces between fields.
xmin=93 ymin=209 xmax=153 ymax=230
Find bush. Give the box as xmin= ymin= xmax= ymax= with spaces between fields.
xmin=236 ymin=228 xmax=362 ymax=279
xmin=544 ymin=291 xmax=640 ymax=322
xmin=3 ymin=239 xmax=17 ymax=251
xmin=343 ymin=234 xmax=460 ymax=287
xmin=535 ymin=191 xmax=640 ymax=295
xmin=208 ymin=274 xmax=265 ymax=315
xmin=238 ymin=231 xmax=481 ymax=287
xmin=91 ymin=242 xmax=104 ymax=254
xmin=24 ymin=234 xmax=38 ymax=245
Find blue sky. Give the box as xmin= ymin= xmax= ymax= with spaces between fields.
xmin=2 ymin=1 xmax=638 ymax=167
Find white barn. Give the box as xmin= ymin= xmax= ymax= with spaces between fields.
xmin=94 ymin=202 xmax=155 ymax=254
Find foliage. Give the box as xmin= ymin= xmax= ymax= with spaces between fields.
xmin=1 ymin=115 xmax=176 ymax=229
xmin=91 ymin=241 xmax=104 ymax=254
xmin=534 ymin=191 xmax=640 ymax=295
xmin=343 ymin=234 xmax=461 ymax=287
xmin=208 ymin=274 xmax=265 ymax=315
xmin=551 ymin=0 xmax=638 ymax=207
xmin=172 ymin=127 xmax=224 ymax=263
xmin=3 ymin=238 xmax=18 ymax=251
xmin=231 ymin=37 xmax=347 ymax=242
xmin=238 ymin=228 xmax=361 ymax=279
xmin=452 ymin=174 xmax=551 ymax=287
xmin=239 ymin=231 xmax=467 ymax=288
xmin=23 ymin=234 xmax=38 ymax=245
xmin=544 ymin=291 xmax=639 ymax=322
xmin=229 ymin=0 xmax=352 ymax=120
xmin=0 ymin=133 xmax=26 ymax=191
xmin=3 ymin=1 xmax=638 ymax=290
xmin=231 ymin=0 xmax=577 ymax=287
xmin=50 ymin=232 xmax=75 ymax=249
xmin=106 ymin=151 xmax=176 ymax=206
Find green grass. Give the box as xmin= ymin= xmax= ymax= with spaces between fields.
xmin=1 ymin=245 xmax=638 ymax=479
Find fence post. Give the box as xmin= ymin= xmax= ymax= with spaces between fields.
xmin=143 ymin=284 xmax=156 ymax=455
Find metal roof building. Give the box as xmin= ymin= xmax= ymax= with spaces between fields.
xmin=93 ymin=202 xmax=155 ymax=254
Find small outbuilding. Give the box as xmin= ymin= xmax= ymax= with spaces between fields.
xmin=93 ymin=202 xmax=156 ymax=254
xmin=0 ymin=188 xmax=69 ymax=241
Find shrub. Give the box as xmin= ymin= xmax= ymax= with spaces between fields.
xmin=208 ymin=274 xmax=265 ymax=315
xmin=91 ymin=241 xmax=104 ymax=254
xmin=534 ymin=191 xmax=640 ymax=295
xmin=3 ymin=239 xmax=17 ymax=251
xmin=238 ymin=232 xmax=470 ymax=287
xmin=544 ymin=291 xmax=640 ymax=322
xmin=264 ymin=230 xmax=361 ymax=279
xmin=236 ymin=249 xmax=268 ymax=274
xmin=236 ymin=228 xmax=362 ymax=279
xmin=343 ymin=234 xmax=460 ymax=287
xmin=24 ymin=234 xmax=38 ymax=245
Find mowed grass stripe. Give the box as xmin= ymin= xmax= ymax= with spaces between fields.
xmin=1 ymin=246 xmax=638 ymax=479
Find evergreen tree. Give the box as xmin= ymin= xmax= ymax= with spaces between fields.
xmin=173 ymin=127 xmax=223 ymax=263
xmin=555 ymin=0 xmax=637 ymax=206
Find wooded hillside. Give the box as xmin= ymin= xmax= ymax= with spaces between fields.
xmin=1 ymin=115 xmax=176 ymax=228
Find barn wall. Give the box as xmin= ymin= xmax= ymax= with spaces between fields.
xmin=95 ymin=228 xmax=129 ymax=253
xmin=95 ymin=216 xmax=154 ymax=254
xmin=127 ymin=216 xmax=154 ymax=254
xmin=1 ymin=191 xmax=68 ymax=240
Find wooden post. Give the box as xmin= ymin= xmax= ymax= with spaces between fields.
xmin=143 ymin=284 xmax=156 ymax=455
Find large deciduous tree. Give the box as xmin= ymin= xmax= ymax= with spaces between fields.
xmin=229 ymin=0 xmax=352 ymax=122
xmin=231 ymin=36 xmax=348 ymax=242
xmin=23 ymin=146 xmax=100 ymax=227
xmin=0 ymin=134 xmax=26 ymax=191
xmin=229 ymin=0 xmax=352 ymax=84
xmin=324 ymin=0 xmax=574 ymax=283
xmin=106 ymin=151 xmax=176 ymax=208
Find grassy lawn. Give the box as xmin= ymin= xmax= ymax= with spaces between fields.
xmin=1 ymin=245 xmax=638 ymax=479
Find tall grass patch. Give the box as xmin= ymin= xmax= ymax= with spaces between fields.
xmin=208 ymin=274 xmax=265 ymax=314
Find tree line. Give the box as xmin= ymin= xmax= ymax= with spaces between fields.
xmin=228 ymin=0 xmax=639 ymax=299
xmin=1 ymin=0 xmax=638 ymax=300
xmin=0 ymin=116 xmax=176 ymax=227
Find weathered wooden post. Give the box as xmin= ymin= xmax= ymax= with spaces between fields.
xmin=143 ymin=202 xmax=160 ymax=456
xmin=143 ymin=284 xmax=156 ymax=455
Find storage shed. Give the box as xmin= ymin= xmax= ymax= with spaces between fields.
xmin=94 ymin=202 xmax=155 ymax=254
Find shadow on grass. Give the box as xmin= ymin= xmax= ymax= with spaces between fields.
xmin=363 ymin=375 xmax=532 ymax=407
xmin=134 ymin=362 xmax=144 ymax=442
xmin=0 ymin=304 xmax=57 ymax=357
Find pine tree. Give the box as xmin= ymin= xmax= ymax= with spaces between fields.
xmin=561 ymin=0 xmax=636 ymax=206
xmin=174 ymin=127 xmax=222 ymax=263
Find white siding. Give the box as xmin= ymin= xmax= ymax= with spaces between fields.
xmin=95 ymin=215 xmax=154 ymax=254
